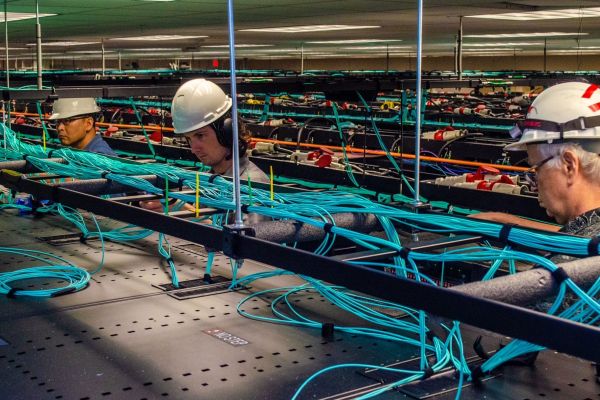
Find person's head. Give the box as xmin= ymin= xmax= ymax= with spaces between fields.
xmin=506 ymin=81 xmax=600 ymax=224
xmin=171 ymin=79 xmax=248 ymax=173
xmin=48 ymin=98 xmax=100 ymax=150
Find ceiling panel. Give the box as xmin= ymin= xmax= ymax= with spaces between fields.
xmin=0 ymin=0 xmax=597 ymax=59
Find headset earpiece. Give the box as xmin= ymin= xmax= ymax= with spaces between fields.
xmin=221 ymin=117 xmax=233 ymax=148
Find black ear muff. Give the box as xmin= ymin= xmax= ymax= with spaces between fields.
xmin=215 ymin=116 xmax=248 ymax=159
xmin=221 ymin=117 xmax=233 ymax=148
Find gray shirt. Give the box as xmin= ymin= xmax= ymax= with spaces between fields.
xmin=219 ymin=154 xmax=270 ymax=225
xmin=222 ymin=155 xmax=269 ymax=184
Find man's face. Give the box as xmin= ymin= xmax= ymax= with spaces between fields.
xmin=527 ymin=145 xmax=570 ymax=224
xmin=55 ymin=117 xmax=93 ymax=149
xmin=184 ymin=125 xmax=229 ymax=168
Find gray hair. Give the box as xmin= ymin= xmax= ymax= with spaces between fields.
xmin=535 ymin=142 xmax=600 ymax=183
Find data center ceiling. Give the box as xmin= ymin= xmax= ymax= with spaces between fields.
xmin=1 ymin=0 xmax=599 ymax=60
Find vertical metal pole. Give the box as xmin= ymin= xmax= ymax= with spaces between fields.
xmin=413 ymin=0 xmax=424 ymax=206
xmin=227 ymin=0 xmax=243 ymax=228
xmin=457 ymin=16 xmax=463 ymax=80
xmin=453 ymin=36 xmax=458 ymax=74
xmin=35 ymin=0 xmax=42 ymax=89
xmin=300 ymin=43 xmax=304 ymax=75
xmin=118 ymin=50 xmax=122 ymax=71
xmin=4 ymin=0 xmax=9 ymax=89
xmin=543 ymin=38 xmax=547 ymax=72
xmin=101 ymin=39 xmax=105 ymax=76
xmin=386 ymin=44 xmax=389 ymax=73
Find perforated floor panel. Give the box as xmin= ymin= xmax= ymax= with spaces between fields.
xmin=0 ymin=210 xmax=598 ymax=400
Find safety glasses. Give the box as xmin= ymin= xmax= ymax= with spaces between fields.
xmin=522 ymin=155 xmax=556 ymax=189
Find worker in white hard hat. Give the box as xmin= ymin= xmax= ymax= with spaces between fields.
xmin=141 ymin=79 xmax=268 ymax=215
xmin=473 ymin=81 xmax=600 ymax=237
xmin=48 ymin=98 xmax=116 ymax=156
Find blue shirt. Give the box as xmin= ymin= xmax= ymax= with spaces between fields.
xmin=84 ymin=135 xmax=117 ymax=156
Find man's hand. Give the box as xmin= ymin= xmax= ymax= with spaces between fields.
xmin=139 ymin=200 xmax=168 ymax=213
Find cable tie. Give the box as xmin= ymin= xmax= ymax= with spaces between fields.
xmin=100 ymin=171 xmax=110 ymax=179
xmin=208 ymin=174 xmax=218 ymax=184
xmin=498 ymin=223 xmax=516 ymax=243
xmin=421 ymin=367 xmax=434 ymax=380
xmin=241 ymin=204 xmax=249 ymax=214
xmin=177 ymin=177 xmax=185 ymax=189
xmin=79 ymin=234 xmax=88 ymax=244
xmin=167 ymin=198 xmax=178 ymax=205
xmin=323 ymin=223 xmax=334 ymax=233
xmin=165 ymin=257 xmax=174 ymax=264
xmin=588 ymin=236 xmax=600 ymax=256
xmin=551 ymin=267 xmax=570 ymax=284
xmin=399 ymin=247 xmax=411 ymax=259
xmin=47 ymin=149 xmax=55 ymax=158
xmin=321 ymin=322 xmax=335 ymax=339
xmin=470 ymin=365 xmax=485 ymax=382
xmin=22 ymin=154 xmax=28 ymax=161
xmin=6 ymin=287 xmax=22 ymax=298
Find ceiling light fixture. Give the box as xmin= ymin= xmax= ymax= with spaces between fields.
xmin=342 ymin=45 xmax=411 ymax=50
xmin=307 ymin=39 xmax=402 ymax=44
xmin=26 ymin=41 xmax=100 ymax=46
xmin=110 ymin=35 xmax=207 ymax=41
xmin=467 ymin=7 xmax=600 ymax=21
xmin=462 ymin=42 xmax=544 ymax=47
xmin=240 ymin=25 xmax=380 ymax=33
xmin=0 ymin=12 xmax=55 ymax=22
xmin=464 ymin=32 xmax=588 ymax=38
xmin=203 ymin=44 xmax=273 ymax=48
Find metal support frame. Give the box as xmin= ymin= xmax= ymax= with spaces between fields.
xmin=457 ymin=16 xmax=463 ymax=80
xmin=35 ymin=0 xmax=42 ymax=90
xmin=0 ymin=169 xmax=599 ymax=363
xmin=226 ymin=0 xmax=243 ymax=228
xmin=413 ymin=0 xmax=424 ymax=206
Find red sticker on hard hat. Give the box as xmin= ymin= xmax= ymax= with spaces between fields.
xmin=590 ymin=102 xmax=600 ymax=112
xmin=582 ymin=84 xmax=599 ymax=99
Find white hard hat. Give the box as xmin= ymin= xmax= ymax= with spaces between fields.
xmin=48 ymin=98 xmax=101 ymax=120
xmin=505 ymin=81 xmax=600 ymax=151
xmin=171 ymin=79 xmax=232 ymax=135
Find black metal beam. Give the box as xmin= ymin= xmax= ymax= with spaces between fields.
xmin=2 ymin=172 xmax=600 ymax=363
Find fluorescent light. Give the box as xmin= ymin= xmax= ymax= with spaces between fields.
xmin=0 ymin=12 xmax=55 ymax=22
xmin=69 ymin=50 xmax=116 ymax=54
xmin=467 ymin=7 xmax=600 ymax=21
xmin=550 ymin=49 xmax=600 ymax=54
xmin=462 ymin=52 xmax=520 ymax=56
xmin=573 ymin=46 xmax=600 ymax=49
xmin=203 ymin=44 xmax=273 ymax=48
xmin=240 ymin=25 xmax=380 ymax=33
xmin=463 ymin=42 xmax=543 ymax=47
xmin=0 ymin=47 xmax=27 ymax=50
xmin=464 ymin=48 xmax=523 ymax=51
xmin=307 ymin=39 xmax=402 ymax=44
xmin=26 ymin=41 xmax=100 ymax=47
xmin=260 ymin=48 xmax=303 ymax=53
xmin=342 ymin=45 xmax=411 ymax=50
xmin=464 ymin=32 xmax=588 ymax=38
xmin=119 ymin=48 xmax=179 ymax=51
xmin=110 ymin=35 xmax=207 ymax=41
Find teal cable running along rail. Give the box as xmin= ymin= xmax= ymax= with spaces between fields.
xmin=1 ymin=122 xmax=598 ymax=399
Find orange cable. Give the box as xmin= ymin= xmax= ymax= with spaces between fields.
xmin=250 ymin=138 xmax=528 ymax=172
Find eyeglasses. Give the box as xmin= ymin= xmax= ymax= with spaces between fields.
xmin=523 ymin=155 xmax=556 ymax=188
xmin=49 ymin=116 xmax=86 ymax=129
